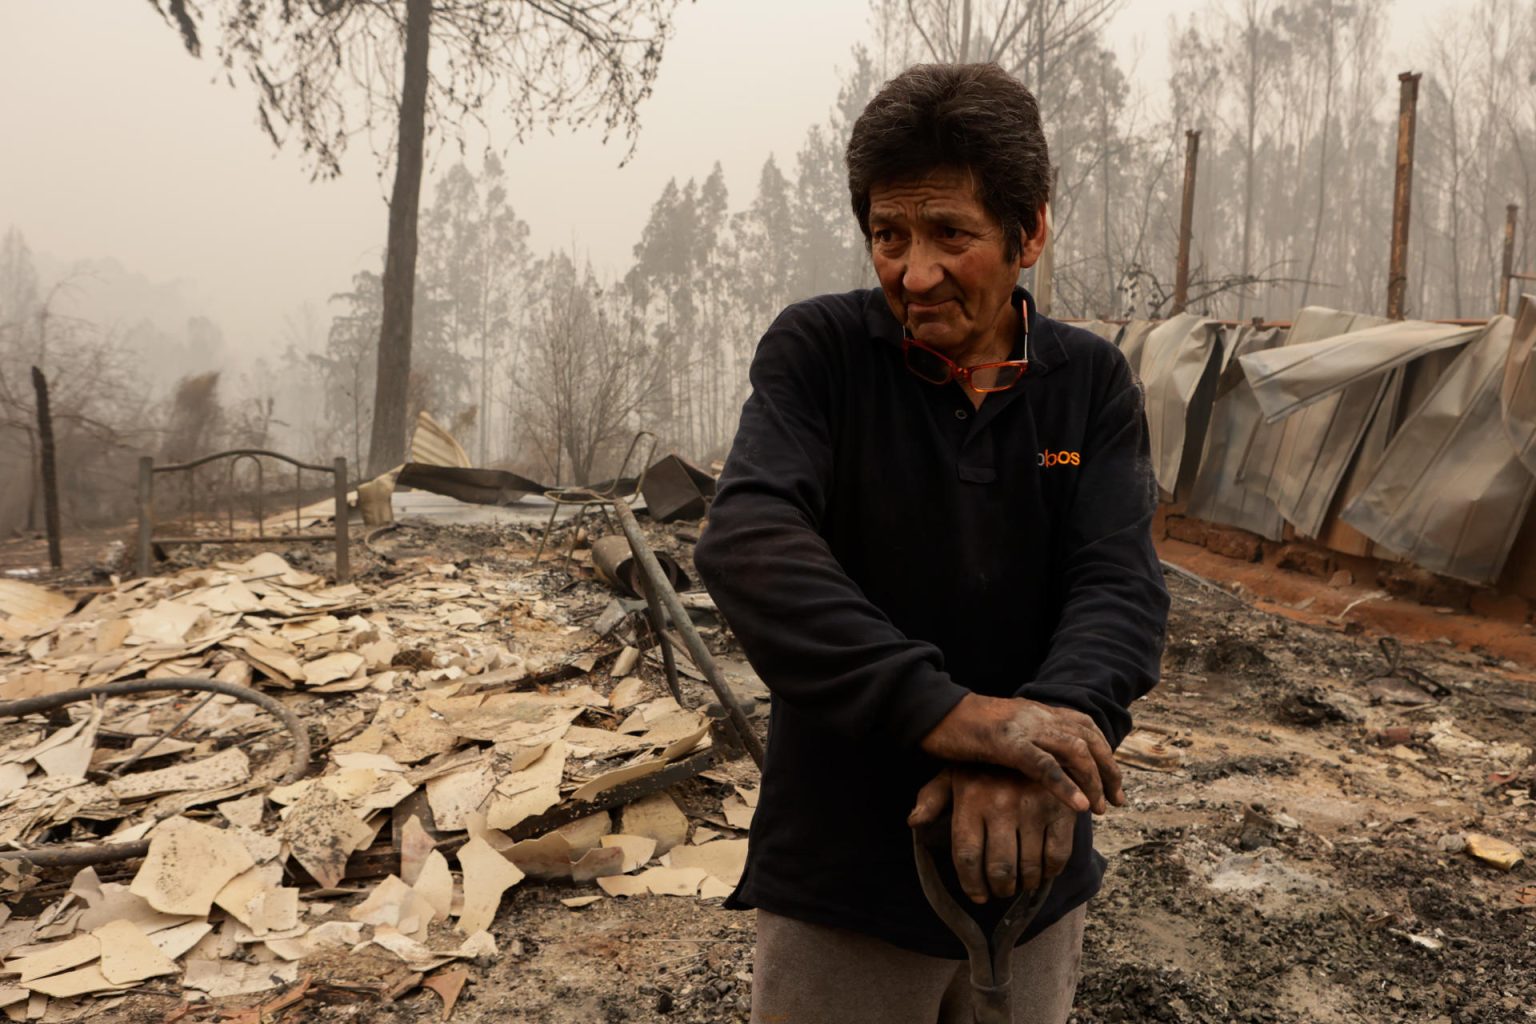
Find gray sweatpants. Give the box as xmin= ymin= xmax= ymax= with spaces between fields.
xmin=750 ymin=904 xmax=1086 ymax=1024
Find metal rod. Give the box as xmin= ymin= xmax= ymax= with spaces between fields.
xmin=636 ymin=571 xmax=685 ymax=704
xmin=1500 ymin=204 xmax=1520 ymax=317
xmin=610 ymin=501 xmax=765 ymax=771
xmin=1174 ymin=129 xmax=1201 ymax=316
xmin=0 ymin=677 xmax=312 ymax=866
xmin=1387 ymin=71 xmax=1422 ymax=320
xmin=105 ymin=691 xmax=217 ymax=779
xmin=136 ymin=456 xmax=154 ymax=577
xmin=334 ymin=457 xmax=351 ymax=583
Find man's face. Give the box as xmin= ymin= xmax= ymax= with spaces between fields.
xmin=867 ymin=167 xmax=1043 ymax=358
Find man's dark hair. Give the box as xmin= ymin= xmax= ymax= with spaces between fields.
xmin=846 ymin=63 xmax=1051 ymax=261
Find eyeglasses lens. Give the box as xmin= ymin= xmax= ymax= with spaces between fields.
xmin=969 ymin=363 xmax=1026 ymax=391
xmin=904 ymin=344 xmax=953 ymax=385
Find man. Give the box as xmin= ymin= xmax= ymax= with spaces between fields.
xmin=693 ymin=63 xmax=1169 ymax=1024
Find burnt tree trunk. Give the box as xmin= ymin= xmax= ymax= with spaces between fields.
xmin=31 ymin=367 xmax=61 ymax=569
xmin=366 ymin=0 xmax=432 ymax=476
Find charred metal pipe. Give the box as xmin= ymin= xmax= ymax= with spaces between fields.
xmin=0 ymin=678 xmax=312 ymax=867
xmin=610 ymin=501 xmax=765 ymax=771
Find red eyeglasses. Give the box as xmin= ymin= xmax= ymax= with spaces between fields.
xmin=901 ymin=332 xmax=1030 ymax=393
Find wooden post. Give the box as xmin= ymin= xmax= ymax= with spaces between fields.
xmin=1033 ymin=202 xmax=1055 ymax=316
xmin=1387 ymin=72 xmax=1422 ymax=320
xmin=29 ymin=367 xmax=61 ymax=570
xmin=136 ymin=456 xmax=154 ymax=577
xmin=1499 ymin=204 xmax=1519 ymax=317
xmin=333 ymin=457 xmax=351 ymax=584
xmin=1174 ymin=129 xmax=1201 ymax=315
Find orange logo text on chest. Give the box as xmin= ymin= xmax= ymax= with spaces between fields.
xmin=1037 ymin=449 xmax=1080 ymax=468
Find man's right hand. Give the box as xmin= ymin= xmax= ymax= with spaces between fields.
xmin=919 ymin=694 xmax=1122 ymax=815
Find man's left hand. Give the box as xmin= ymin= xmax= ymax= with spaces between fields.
xmin=908 ymin=766 xmax=1077 ymax=905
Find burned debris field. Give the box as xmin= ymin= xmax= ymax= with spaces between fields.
xmin=0 ymin=515 xmax=1529 ymax=1024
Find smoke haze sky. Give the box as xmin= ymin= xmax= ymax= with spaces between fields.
xmin=0 ymin=0 xmax=1458 ymax=362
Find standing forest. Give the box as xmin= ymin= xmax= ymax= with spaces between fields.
xmin=2 ymin=0 xmax=1534 ymax=536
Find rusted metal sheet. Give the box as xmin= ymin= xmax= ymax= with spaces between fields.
xmin=396 ymin=463 xmax=548 ymax=506
xmin=639 ymin=455 xmax=716 ymax=523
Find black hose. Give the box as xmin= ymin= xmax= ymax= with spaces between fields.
xmin=0 ymin=678 xmax=312 ymax=867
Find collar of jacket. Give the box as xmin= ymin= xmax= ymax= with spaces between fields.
xmin=861 ymin=285 xmax=1069 ymax=377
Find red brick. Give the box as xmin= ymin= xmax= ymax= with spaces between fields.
xmin=1204 ymin=526 xmax=1263 ymax=563
xmin=1165 ymin=515 xmax=1208 ymax=546
xmin=1276 ymin=544 xmax=1333 ymax=579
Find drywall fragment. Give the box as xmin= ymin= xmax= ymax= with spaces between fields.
xmin=595 ymin=875 xmax=649 ymax=898
xmin=129 ymin=816 xmax=254 ymax=916
xmin=619 ymin=793 xmax=688 ymax=855
xmin=126 ymin=600 xmax=204 ymax=645
xmin=107 ymin=746 xmax=250 ymax=802
xmin=349 ymin=875 xmax=433 ymax=939
xmin=664 ymin=839 xmax=748 ymax=887
xmin=400 ymin=815 xmax=435 ymax=886
xmin=92 ymin=920 xmax=177 ymax=985
xmin=146 ymin=921 xmax=212 ymax=961
xmin=637 ymin=866 xmax=708 ymax=897
xmin=73 ymin=880 xmax=192 ymax=935
xmin=609 ymin=677 xmax=647 ymax=710
xmin=599 ymin=834 xmax=657 ymax=873
xmin=699 ymin=876 xmax=735 ymax=900
xmin=721 ymin=792 xmax=755 ymax=830
xmin=570 ymin=847 xmax=625 ymax=883
xmin=413 ymin=851 xmax=454 ymax=923
xmin=484 ymin=741 xmax=567 ymax=831
xmin=0 ymin=581 xmax=74 ymax=639
xmin=573 ymin=758 xmax=667 ymax=801
xmin=214 ymin=865 xmax=299 ymax=937
xmin=281 ymin=784 xmax=373 ymax=889
xmin=560 ymin=896 xmax=603 ymax=909
xmin=262 ymin=921 xmax=363 ymax=961
xmin=20 ymin=965 xmax=129 ymax=999
xmin=7 ymin=934 xmax=100 ymax=984
xmin=182 ymin=959 xmax=298 ymax=998
xmin=555 ymin=812 xmax=613 ymax=859
xmin=303 ymin=652 xmax=365 ymax=687
xmin=425 ymin=756 xmax=496 ymax=832
xmin=455 ymin=837 xmax=524 ymax=935
xmin=33 ymin=709 xmax=101 ymax=780
xmin=218 ymin=795 xmax=264 ymax=830
xmin=611 ymin=648 xmax=640 ymax=678
xmin=504 ymin=832 xmax=573 ymax=881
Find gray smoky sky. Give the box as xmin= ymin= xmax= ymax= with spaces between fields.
xmin=0 ymin=0 xmax=1457 ymax=365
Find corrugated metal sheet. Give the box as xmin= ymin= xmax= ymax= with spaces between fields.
xmin=1241 ymin=318 xmax=1481 ymax=424
xmin=1499 ymin=295 xmax=1536 ymax=474
xmin=1138 ymin=314 xmax=1219 ymax=500
xmin=1238 ymin=308 xmax=1389 ymax=539
xmin=410 ymin=411 xmax=472 ymax=469
xmin=1343 ymin=312 xmax=1536 ymax=584
xmin=1116 ymin=320 xmax=1159 ymax=378
xmin=1186 ymin=326 xmax=1288 ymax=540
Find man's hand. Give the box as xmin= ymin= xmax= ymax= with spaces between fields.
xmin=919 ymin=694 xmax=1123 ymax=814
xmin=908 ymin=767 xmax=1077 ymax=904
